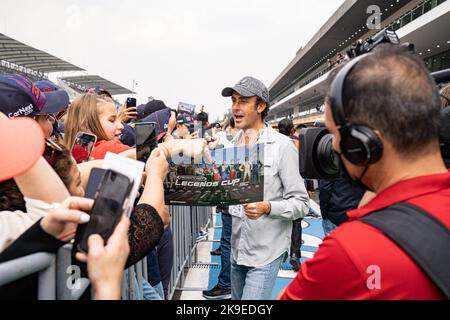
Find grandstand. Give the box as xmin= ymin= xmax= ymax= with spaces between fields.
xmin=0 ymin=33 xmax=84 ymax=82
xmin=58 ymin=75 xmax=134 ymax=96
xmin=268 ymin=0 xmax=450 ymax=126
xmin=0 ymin=33 xmax=133 ymax=98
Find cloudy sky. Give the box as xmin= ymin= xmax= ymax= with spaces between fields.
xmin=1 ymin=0 xmax=344 ymax=120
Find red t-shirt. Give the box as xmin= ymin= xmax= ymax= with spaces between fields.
xmin=90 ymin=139 xmax=132 ymax=160
xmin=71 ymin=144 xmax=89 ymax=164
xmin=280 ymin=172 xmax=450 ymax=300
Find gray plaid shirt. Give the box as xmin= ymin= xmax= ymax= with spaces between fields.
xmin=229 ymin=124 xmax=310 ymax=267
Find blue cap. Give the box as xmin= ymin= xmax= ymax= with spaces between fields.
xmin=176 ymin=113 xmax=194 ymax=125
xmin=35 ymin=80 xmax=60 ymax=92
xmin=136 ymin=104 xmax=146 ymax=120
xmin=0 ymin=74 xmax=69 ymax=118
xmin=141 ymin=107 xmax=172 ymax=142
xmin=119 ymin=122 xmax=136 ymax=147
xmin=34 ymin=79 xmax=70 ymax=114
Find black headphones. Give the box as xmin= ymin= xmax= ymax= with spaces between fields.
xmin=329 ymin=53 xmax=383 ymax=166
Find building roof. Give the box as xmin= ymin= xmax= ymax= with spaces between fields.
xmin=269 ymin=0 xmax=413 ymax=101
xmin=59 ymin=75 xmax=134 ymax=95
xmin=0 ymin=33 xmax=84 ymax=73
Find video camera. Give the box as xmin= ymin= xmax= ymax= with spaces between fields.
xmin=299 ymin=29 xmax=450 ymax=179
xmin=346 ymin=28 xmax=401 ymax=59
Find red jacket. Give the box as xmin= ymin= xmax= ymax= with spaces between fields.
xmin=90 ymin=139 xmax=132 ymax=160
xmin=280 ymin=172 xmax=450 ymax=300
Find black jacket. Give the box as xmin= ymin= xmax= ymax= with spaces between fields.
xmin=318 ymin=179 xmax=365 ymax=226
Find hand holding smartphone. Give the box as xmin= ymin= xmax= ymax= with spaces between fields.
xmin=75 ymin=169 xmax=132 ymax=253
xmin=71 ymin=132 xmax=97 ymax=164
xmin=126 ymin=97 xmax=137 ymax=108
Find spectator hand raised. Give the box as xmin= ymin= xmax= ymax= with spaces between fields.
xmin=117 ymin=101 xmax=137 ymax=123
xmin=145 ymin=149 xmax=169 ymax=180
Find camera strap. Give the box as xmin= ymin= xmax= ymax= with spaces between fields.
xmin=359 ymin=202 xmax=450 ymax=299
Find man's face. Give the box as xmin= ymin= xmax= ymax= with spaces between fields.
xmin=176 ymin=123 xmax=190 ymax=138
xmin=324 ymin=100 xmax=364 ymax=180
xmin=231 ymin=92 xmax=264 ymax=130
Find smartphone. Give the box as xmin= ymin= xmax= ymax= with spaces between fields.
xmin=135 ymin=122 xmax=158 ymax=163
xmin=84 ymin=168 xmax=107 ymax=199
xmin=127 ymin=97 xmax=137 ymax=108
xmin=75 ymin=169 xmax=132 ymax=253
xmin=71 ymin=132 xmax=97 ymax=164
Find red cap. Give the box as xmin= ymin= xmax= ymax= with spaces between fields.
xmin=0 ymin=116 xmax=45 ymax=181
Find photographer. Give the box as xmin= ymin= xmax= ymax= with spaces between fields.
xmin=280 ymin=44 xmax=449 ymax=300
xmin=172 ymin=113 xmax=197 ymax=139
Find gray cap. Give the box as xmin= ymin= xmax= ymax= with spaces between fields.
xmin=222 ymin=76 xmax=269 ymax=103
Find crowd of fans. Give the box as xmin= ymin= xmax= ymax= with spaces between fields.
xmin=0 ymin=43 xmax=449 ymax=300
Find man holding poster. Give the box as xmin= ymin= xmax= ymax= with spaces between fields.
xmin=221 ymin=76 xmax=310 ymax=300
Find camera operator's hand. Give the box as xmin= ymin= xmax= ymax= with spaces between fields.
xmin=40 ymin=197 xmax=93 ymax=242
xmin=243 ymin=201 xmax=271 ymax=220
xmin=146 ymin=149 xmax=169 ymax=180
xmin=75 ymin=215 xmax=130 ymax=300
xmin=118 ymin=102 xmax=137 ymax=123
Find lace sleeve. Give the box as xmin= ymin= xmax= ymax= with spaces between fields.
xmin=126 ymin=203 xmax=164 ymax=267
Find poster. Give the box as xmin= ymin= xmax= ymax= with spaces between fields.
xmin=177 ymin=101 xmax=196 ymax=115
xmin=164 ymin=144 xmax=264 ymax=206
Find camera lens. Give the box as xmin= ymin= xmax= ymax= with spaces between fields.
xmin=316 ymin=133 xmax=340 ymax=177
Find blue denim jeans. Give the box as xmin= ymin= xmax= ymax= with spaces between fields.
xmin=217 ymin=212 xmax=232 ymax=290
xmin=123 ymin=270 xmax=163 ymax=300
xmin=231 ymin=253 xmax=285 ymax=300
xmin=322 ymin=218 xmax=338 ymax=236
xmin=143 ymin=281 xmax=164 ymax=300
xmin=156 ymin=226 xmax=174 ymax=299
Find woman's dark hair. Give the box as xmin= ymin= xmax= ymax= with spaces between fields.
xmin=278 ymin=118 xmax=294 ymax=136
xmin=0 ymin=142 xmax=75 ymax=212
xmin=256 ymin=97 xmax=270 ymax=120
xmin=229 ymin=117 xmax=235 ymax=128
xmin=43 ymin=141 xmax=74 ymax=189
xmin=0 ymin=179 xmax=26 ymax=211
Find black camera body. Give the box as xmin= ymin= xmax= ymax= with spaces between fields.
xmin=346 ymin=28 xmax=401 ymax=59
xmin=299 ymin=127 xmax=340 ymax=180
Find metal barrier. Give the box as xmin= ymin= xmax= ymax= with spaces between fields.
xmin=0 ymin=206 xmax=213 ymax=300
xmin=0 ymin=245 xmax=89 ymax=300
xmin=167 ymin=206 xmax=213 ymax=300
